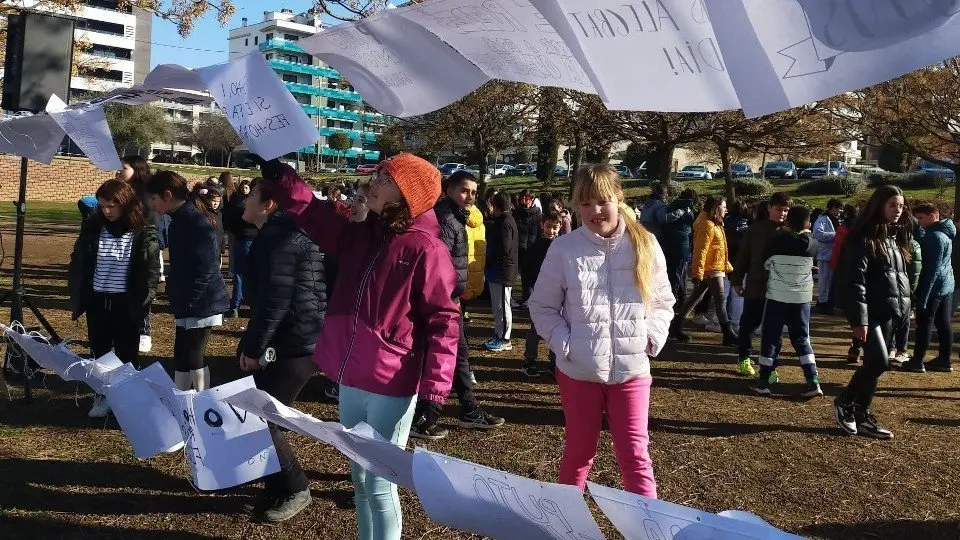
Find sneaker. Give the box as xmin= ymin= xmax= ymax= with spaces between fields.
xmin=459 ymin=408 xmax=506 ymax=430
xmin=894 ymin=350 xmax=910 ymax=365
xmin=692 ymin=313 xmax=710 ymax=326
xmin=262 ymin=489 xmax=312 ymax=522
xmin=522 ymin=362 xmax=541 ymax=378
xmin=704 ymin=322 xmax=721 ymax=333
xmin=159 ymin=274 xmax=166 ymax=283
xmin=225 ymin=309 xmax=239 ymax=319
xmin=483 ymin=338 xmax=500 ymax=350
xmin=899 ymin=361 xmax=925 ymax=373
xmin=833 ymin=397 xmax=858 ymax=436
xmin=800 ymin=380 xmax=823 ymax=397
xmin=855 ymin=409 xmax=893 ymax=440
xmin=469 ymin=370 xmax=477 ymax=385
xmin=244 ymin=491 xmax=280 ymax=514
xmin=138 ymin=335 xmax=152 ymax=354
xmin=768 ymin=371 xmax=779 ymax=385
xmin=737 ymin=358 xmax=756 ymax=377
xmin=323 ymin=384 xmax=340 ymax=403
xmin=409 ymin=417 xmax=449 ymax=440
xmin=750 ymin=378 xmax=771 ymax=395
xmin=485 ymin=339 xmax=512 ymax=352
xmin=88 ymin=394 xmax=111 ymax=418
xmin=925 ymin=360 xmax=954 ymax=373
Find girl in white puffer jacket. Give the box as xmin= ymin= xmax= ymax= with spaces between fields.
xmin=528 ymin=164 xmax=675 ymax=498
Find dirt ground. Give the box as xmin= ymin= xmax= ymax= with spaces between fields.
xmin=1 ymin=222 xmax=960 ymax=540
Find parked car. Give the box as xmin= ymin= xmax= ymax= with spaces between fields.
xmin=613 ymin=164 xmax=633 ymax=178
xmin=799 ymin=161 xmax=848 ymax=179
xmin=464 ymin=165 xmax=481 ymax=176
xmin=489 ymin=164 xmax=511 ymax=177
xmin=515 ymin=163 xmax=537 ymax=176
xmin=763 ymin=161 xmax=797 ymax=179
xmin=355 ymin=163 xmax=377 ymax=174
xmin=634 ymin=161 xmax=647 ymax=179
xmin=676 ymin=165 xmax=713 ymax=179
xmin=714 ymin=163 xmax=754 ymax=178
xmin=555 ymin=165 xmax=568 ymax=177
xmin=439 ymin=163 xmax=466 ymax=177
xmin=911 ymin=159 xmax=956 ymax=181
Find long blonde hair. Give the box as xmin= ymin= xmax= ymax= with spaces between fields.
xmin=572 ymin=164 xmax=656 ymax=303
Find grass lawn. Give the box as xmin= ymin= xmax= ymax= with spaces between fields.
xmin=0 ymin=201 xmax=79 ymax=224
xmin=488 ymin=175 xmax=950 ymax=208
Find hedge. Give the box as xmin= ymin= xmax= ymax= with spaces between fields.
xmin=729 ymin=178 xmax=773 ymax=196
xmin=867 ymin=171 xmax=950 ymax=189
xmin=796 ymin=176 xmax=865 ymax=196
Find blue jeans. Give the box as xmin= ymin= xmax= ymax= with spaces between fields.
xmin=759 ymin=300 xmax=817 ymax=380
xmin=230 ymin=239 xmax=253 ymax=310
xmin=339 ymin=384 xmax=416 ymax=540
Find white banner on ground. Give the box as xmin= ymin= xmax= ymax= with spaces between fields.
xmin=706 ymin=0 xmax=960 ymax=117
xmin=105 ymin=362 xmax=185 ymax=459
xmin=225 ymin=387 xmax=415 ymax=490
xmin=151 ymin=377 xmax=280 ymax=491
xmin=300 ymin=11 xmax=490 ymax=117
xmin=195 ymin=53 xmax=318 ymax=161
xmin=396 ymin=0 xmax=594 ymax=94
xmin=531 ymin=0 xmax=739 ymax=111
xmin=46 ymin=95 xmax=122 ymax=171
xmin=0 ymin=113 xmax=65 ymax=164
xmin=587 ymin=482 xmax=802 ymax=540
xmin=412 ymin=448 xmax=605 ymax=539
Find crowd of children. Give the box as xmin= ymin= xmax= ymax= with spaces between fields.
xmin=64 ymin=154 xmax=960 ymax=534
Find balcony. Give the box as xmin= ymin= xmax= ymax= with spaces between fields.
xmin=284 ymin=82 xmax=361 ymax=103
xmin=269 ymin=59 xmax=339 ymax=80
xmin=319 ymin=126 xmax=378 ymax=143
xmin=298 ymin=146 xmax=380 ymax=160
xmin=259 ymin=38 xmax=306 ymax=54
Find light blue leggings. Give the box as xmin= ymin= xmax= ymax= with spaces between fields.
xmin=338 ymin=384 xmax=416 ymax=540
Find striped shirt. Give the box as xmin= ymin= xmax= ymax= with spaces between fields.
xmin=93 ymin=228 xmax=134 ymax=293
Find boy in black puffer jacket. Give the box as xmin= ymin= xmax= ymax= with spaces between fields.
xmin=486 ymin=191 xmax=519 ymax=352
xmin=521 ymin=210 xmax=562 ymax=377
xmin=513 ymin=189 xmax=541 ymax=305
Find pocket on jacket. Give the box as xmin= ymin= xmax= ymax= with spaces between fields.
xmin=381 ymin=318 xmax=413 ymax=355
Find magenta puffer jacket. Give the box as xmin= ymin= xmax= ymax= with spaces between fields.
xmin=266 ymin=165 xmax=460 ymax=404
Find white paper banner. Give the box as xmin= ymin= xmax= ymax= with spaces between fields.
xmin=412 ymin=448 xmax=605 ymax=539
xmin=105 ymin=362 xmax=185 ymax=459
xmin=301 ymin=11 xmax=490 ymax=117
xmin=196 ymin=53 xmax=319 ymax=161
xmin=397 ymin=0 xmax=594 ymax=93
xmin=707 ymin=0 xmax=960 ymax=117
xmin=588 ymin=482 xmax=802 ymax=540
xmin=0 ymin=113 xmax=65 ymax=164
xmin=151 ymin=377 xmax=280 ymax=490
xmin=531 ymin=0 xmax=739 ymax=111
xmin=225 ymin=387 xmax=415 ymax=490
xmin=46 ymin=95 xmax=122 ymax=171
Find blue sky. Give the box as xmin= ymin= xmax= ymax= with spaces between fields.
xmin=149 ymin=0 xmax=316 ymax=68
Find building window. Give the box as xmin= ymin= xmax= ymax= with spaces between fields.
xmin=245 ymin=38 xmax=248 ymax=46
xmin=327 ymin=120 xmax=336 ymax=128
xmin=254 ymin=36 xmax=259 ymax=45
xmin=265 ymin=53 xmax=273 ymax=60
xmin=284 ymin=34 xmax=300 ymax=41
xmin=282 ymin=74 xmax=298 ymax=83
xmin=266 ymin=33 xmax=274 ymax=41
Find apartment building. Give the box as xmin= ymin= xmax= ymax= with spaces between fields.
xmin=227 ymin=9 xmax=385 ymax=165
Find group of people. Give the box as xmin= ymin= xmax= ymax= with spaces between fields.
xmin=639 ymin=183 xmax=957 ymax=440
xmin=62 ymin=151 xmax=955 ymax=538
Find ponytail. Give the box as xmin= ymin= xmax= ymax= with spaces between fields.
xmin=619 ymin=202 xmax=656 ymax=304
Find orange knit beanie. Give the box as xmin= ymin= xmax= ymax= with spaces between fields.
xmin=380 ymin=153 xmax=441 ymax=219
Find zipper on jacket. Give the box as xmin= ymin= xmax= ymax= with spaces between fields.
xmin=337 ymin=237 xmax=387 ymax=383
xmin=607 ymin=239 xmax=617 ymax=381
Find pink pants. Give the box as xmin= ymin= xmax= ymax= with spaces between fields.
xmin=556 ymin=370 xmax=657 ymax=498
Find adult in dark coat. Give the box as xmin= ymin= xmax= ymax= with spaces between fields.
xmin=223 ymin=180 xmax=258 ymax=316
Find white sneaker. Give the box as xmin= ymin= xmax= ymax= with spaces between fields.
xmin=88 ymin=394 xmax=111 ymax=418
xmin=692 ymin=314 xmax=710 ymax=326
xmin=139 ymin=335 xmax=152 ymax=353
xmin=159 ymin=274 xmax=166 ymax=283
xmin=510 ymin=300 xmax=523 ymax=309
xmin=705 ymin=322 xmax=722 ymax=333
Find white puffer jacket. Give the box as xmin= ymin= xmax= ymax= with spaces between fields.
xmin=528 ymin=218 xmax=675 ymax=384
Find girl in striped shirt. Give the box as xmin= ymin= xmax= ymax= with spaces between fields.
xmin=68 ymin=180 xmax=160 ymax=418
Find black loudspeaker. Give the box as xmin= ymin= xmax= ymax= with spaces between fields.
xmin=2 ymin=12 xmax=75 ymax=113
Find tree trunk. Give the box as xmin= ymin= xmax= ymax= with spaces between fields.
xmin=654 ymin=144 xmax=675 ymax=183
xmin=760 ymin=149 xmax=768 ymax=179
xmin=719 ymin=142 xmax=735 ymax=202
xmin=227 ymin=150 xmax=234 ymax=168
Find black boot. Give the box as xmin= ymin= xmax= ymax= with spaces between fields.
xmin=668 ymin=317 xmax=690 ymax=343
xmin=721 ymin=323 xmax=739 ymax=346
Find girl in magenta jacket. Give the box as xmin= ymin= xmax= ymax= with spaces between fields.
xmin=257 ymin=153 xmax=459 ymax=540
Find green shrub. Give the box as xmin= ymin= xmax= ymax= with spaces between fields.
xmin=730 ymin=178 xmax=772 ymax=196
xmin=628 ymin=178 xmax=682 ymax=195
xmin=796 ymin=176 xmax=865 ymax=196
xmin=867 ymin=171 xmax=950 ymax=188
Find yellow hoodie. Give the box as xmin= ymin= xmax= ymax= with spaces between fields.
xmin=462 ymin=205 xmax=487 ymax=300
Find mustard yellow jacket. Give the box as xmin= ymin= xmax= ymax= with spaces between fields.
xmin=691 ymin=212 xmax=732 ymax=280
xmin=462 ymin=205 xmax=487 ymax=300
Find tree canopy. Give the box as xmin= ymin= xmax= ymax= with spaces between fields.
xmin=104 ymin=102 xmax=171 ymax=154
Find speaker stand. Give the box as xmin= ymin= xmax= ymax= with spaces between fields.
xmin=0 ymin=157 xmax=62 ymax=403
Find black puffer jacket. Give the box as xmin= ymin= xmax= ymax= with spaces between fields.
xmin=241 ymin=212 xmax=327 ymax=359
xmin=513 ymin=205 xmax=541 ymax=250
xmin=486 ymin=212 xmax=519 ymax=283
xmin=434 ymin=197 xmax=468 ymax=298
xmin=166 ymin=199 xmax=230 ymax=319
xmin=840 ymin=236 xmax=912 ymax=327
xmin=68 ymin=217 xmax=161 ymax=320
